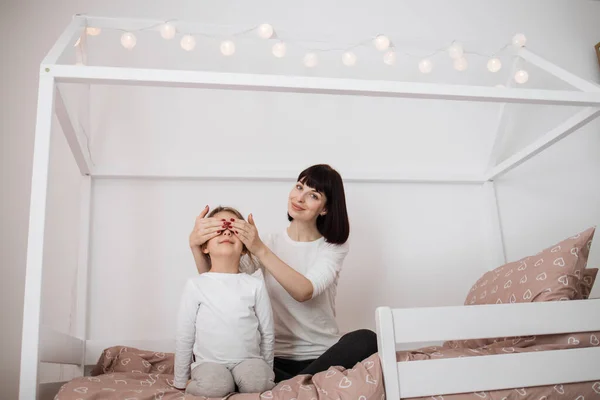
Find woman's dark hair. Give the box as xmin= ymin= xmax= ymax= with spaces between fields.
xmin=287 ymin=164 xmax=350 ymax=244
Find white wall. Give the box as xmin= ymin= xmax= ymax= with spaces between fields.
xmin=2 ymin=0 xmax=600 ymax=397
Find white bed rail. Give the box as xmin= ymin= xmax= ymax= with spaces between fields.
xmin=376 ymin=299 xmax=600 ymax=399
xmin=39 ymin=325 xmax=84 ymax=365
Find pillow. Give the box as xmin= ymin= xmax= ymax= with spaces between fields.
xmin=580 ymin=268 xmax=598 ymax=299
xmin=465 ymin=226 xmax=595 ymax=306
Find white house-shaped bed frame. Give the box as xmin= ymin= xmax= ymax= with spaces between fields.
xmin=20 ymin=15 xmax=600 ymax=399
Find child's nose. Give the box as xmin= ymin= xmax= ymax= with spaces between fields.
xmin=223 ymin=229 xmax=233 ymax=236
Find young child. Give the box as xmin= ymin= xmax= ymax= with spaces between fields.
xmin=174 ymin=206 xmax=275 ymax=397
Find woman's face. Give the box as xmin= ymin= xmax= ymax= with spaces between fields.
xmin=203 ymin=211 xmax=244 ymax=258
xmin=288 ymin=180 xmax=328 ymax=222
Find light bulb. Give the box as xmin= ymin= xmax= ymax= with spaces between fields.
xmin=272 ymin=42 xmax=286 ymax=58
xmin=86 ymin=27 xmax=101 ymax=36
xmin=448 ymin=42 xmax=464 ymax=59
xmin=257 ymin=23 xmax=274 ymax=39
xmin=120 ymin=32 xmax=136 ymax=50
xmin=180 ymin=35 xmax=196 ymax=51
xmin=418 ymin=59 xmax=433 ymax=74
xmin=220 ymin=40 xmax=236 ymax=56
xmin=512 ymin=33 xmax=527 ymax=48
xmin=383 ymin=50 xmax=396 ymax=66
xmin=487 ymin=58 xmax=502 ymax=72
xmin=303 ymin=52 xmax=318 ymax=68
xmin=342 ymin=52 xmax=357 ymax=66
xmin=160 ymin=23 xmax=176 ymax=40
xmin=514 ymin=70 xmax=529 ymax=84
xmin=453 ymin=57 xmax=468 ymax=71
xmin=374 ymin=35 xmax=390 ymax=51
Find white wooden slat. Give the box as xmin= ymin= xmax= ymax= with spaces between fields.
xmin=519 ymin=48 xmax=600 ymax=93
xmin=391 ymin=299 xmax=600 ymax=344
xmin=84 ymin=339 xmax=175 ymax=365
xmin=481 ymin=182 xmax=506 ymax=270
xmin=54 ymin=87 xmax=92 ymax=175
xmin=397 ymin=347 xmax=600 ymax=398
xmin=375 ymin=307 xmax=401 ymax=400
xmin=47 ymin=64 xmax=600 ymax=107
xmin=39 ymin=325 xmax=84 ymax=365
xmin=19 ymin=75 xmax=56 ymax=400
xmin=485 ymin=107 xmax=600 ymax=181
xmin=91 ymin=168 xmax=485 ymax=184
xmin=41 ymin=16 xmax=85 ymax=65
xmin=75 ymin=176 xmax=92 ymax=369
xmin=39 ymin=381 xmax=69 ymax=400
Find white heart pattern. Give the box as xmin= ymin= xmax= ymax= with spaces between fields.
xmin=87 ymin=377 xmax=101 ymax=382
xmin=591 ymin=334 xmax=599 ymax=346
xmin=536 ymin=272 xmax=547 ymax=281
xmin=260 ymin=391 xmax=273 ymax=398
xmin=359 ymin=397 xmax=367 ymax=400
xmin=509 ymin=294 xmax=516 ymax=303
xmin=121 ymin=358 xmax=131 ymax=366
xmin=480 ymin=291 xmax=487 ymax=299
xmin=535 ymin=259 xmax=544 ymax=267
xmin=339 ymin=377 xmax=352 ymax=388
xmin=593 ymin=382 xmax=600 ymax=394
xmin=155 ymin=352 xmax=165 ymax=359
xmin=575 ymin=396 xmax=584 ymax=400
xmin=504 ymin=280 xmax=512 ymax=289
xmin=518 ymin=262 xmax=527 ymax=271
xmin=363 ymin=361 xmax=374 ymax=370
xmin=523 ymin=289 xmax=533 ymax=300
xmin=575 ymin=270 xmax=581 ymax=278
xmin=551 ymin=245 xmax=561 ymax=253
xmin=366 ymin=376 xmax=377 ymax=385
xmin=502 ymin=347 xmax=515 ymax=353
xmin=554 ymin=384 xmax=565 ymax=394
xmin=481 ymin=280 xmax=488 ymax=286
xmin=300 ymin=385 xmax=311 ymax=391
xmin=474 ymin=392 xmax=487 ymax=398
xmin=101 ymin=388 xmax=117 ymax=391
xmin=568 ymin=337 xmax=580 ymax=345
xmin=512 ymin=338 xmax=522 ymax=345
xmin=514 ymin=388 xmax=527 ymax=396
xmin=558 ymin=275 xmax=569 ymax=285
xmin=142 ymin=360 xmax=151 ymax=368
xmin=491 ymin=285 xmax=498 ymax=294
xmin=505 ymin=269 xmax=514 ymax=277
xmin=571 ymin=247 xmax=579 ymax=257
xmin=496 ymin=299 xmax=503 ymax=304
xmin=115 ymin=380 xmax=127 ymax=385
xmin=280 ymin=385 xmax=292 ymax=392
xmin=325 ymin=370 xmax=336 ymax=378
xmin=554 ymin=257 xmax=565 ymax=267
xmin=74 ymin=387 xmax=88 ymax=394
xmin=520 ymin=275 xmax=528 ymax=284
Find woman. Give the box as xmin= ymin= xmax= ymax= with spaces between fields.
xmin=189 ymin=164 xmax=377 ymax=382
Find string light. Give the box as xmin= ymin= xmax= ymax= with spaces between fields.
xmin=383 ymin=50 xmax=396 ymax=66
xmin=257 ymin=23 xmax=274 ymax=39
xmin=159 ymin=23 xmax=176 ymax=40
xmin=418 ymin=59 xmax=433 ymax=74
xmin=220 ymin=40 xmax=236 ymax=56
xmin=272 ymin=42 xmax=286 ymax=58
xmin=487 ymin=58 xmax=502 ymax=72
xmin=86 ymin=27 xmax=101 ymax=36
xmin=303 ymin=52 xmax=318 ymax=68
xmin=374 ymin=35 xmax=390 ymax=51
xmin=512 ymin=33 xmax=527 ymax=48
xmin=342 ymin=51 xmax=357 ymax=66
xmin=180 ymin=35 xmax=196 ymax=51
xmin=514 ymin=70 xmax=529 ymax=84
xmin=448 ymin=43 xmax=464 ymax=59
xmin=120 ymin=32 xmax=136 ymax=50
xmin=453 ymin=57 xmax=468 ymax=71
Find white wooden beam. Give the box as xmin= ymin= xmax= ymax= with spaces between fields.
xmin=519 ymin=48 xmax=600 ymax=93
xmin=85 ymin=339 xmax=175 ymax=365
xmin=91 ymin=168 xmax=486 ymax=184
xmin=19 ymin=75 xmax=56 ymax=400
xmin=481 ymin=181 xmax=506 ymax=269
xmin=75 ymin=176 xmax=92 ymax=370
xmin=46 ymin=64 xmax=600 ymax=107
xmin=375 ymin=307 xmax=401 ymax=400
xmin=39 ymin=326 xmax=84 ymax=365
xmin=485 ymin=107 xmax=600 ymax=180
xmin=397 ymin=347 xmax=600 ymax=398
xmin=54 ymin=87 xmax=92 ymax=175
xmin=391 ymin=299 xmax=600 ymax=344
xmin=42 ymin=15 xmax=85 ymax=65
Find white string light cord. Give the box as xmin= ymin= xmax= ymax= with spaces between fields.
xmin=82 ymin=20 xmax=529 ymax=83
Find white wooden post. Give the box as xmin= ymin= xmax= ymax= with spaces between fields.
xmin=19 ymin=73 xmax=56 ymax=400
xmin=375 ymin=307 xmax=400 ymax=400
xmin=76 ymin=176 xmax=92 ymax=372
xmin=481 ymin=181 xmax=506 ymax=270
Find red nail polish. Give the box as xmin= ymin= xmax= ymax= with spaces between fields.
xmin=217 ymin=231 xmax=221 ymax=234
xmin=235 ymin=231 xmax=239 ymax=234
xmin=230 ymin=218 xmax=235 ymax=222
xmin=221 ymin=219 xmax=226 ymax=221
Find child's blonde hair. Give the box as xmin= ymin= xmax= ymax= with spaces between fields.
xmin=201 ymin=206 xmax=257 ymax=274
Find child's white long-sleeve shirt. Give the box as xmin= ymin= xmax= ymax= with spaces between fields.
xmin=173 ymin=270 xmax=274 ymax=389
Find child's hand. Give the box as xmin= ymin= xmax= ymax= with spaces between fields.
xmin=189 ymin=206 xmax=225 ymax=248
xmin=231 ymin=214 xmax=265 ymax=256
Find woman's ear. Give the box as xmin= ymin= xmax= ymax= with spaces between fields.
xmin=320 ymin=208 xmax=328 ymax=216
xmin=202 ymin=245 xmax=210 ymax=255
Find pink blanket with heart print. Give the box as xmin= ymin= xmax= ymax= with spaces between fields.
xmin=54 ymin=346 xmax=384 ymax=400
